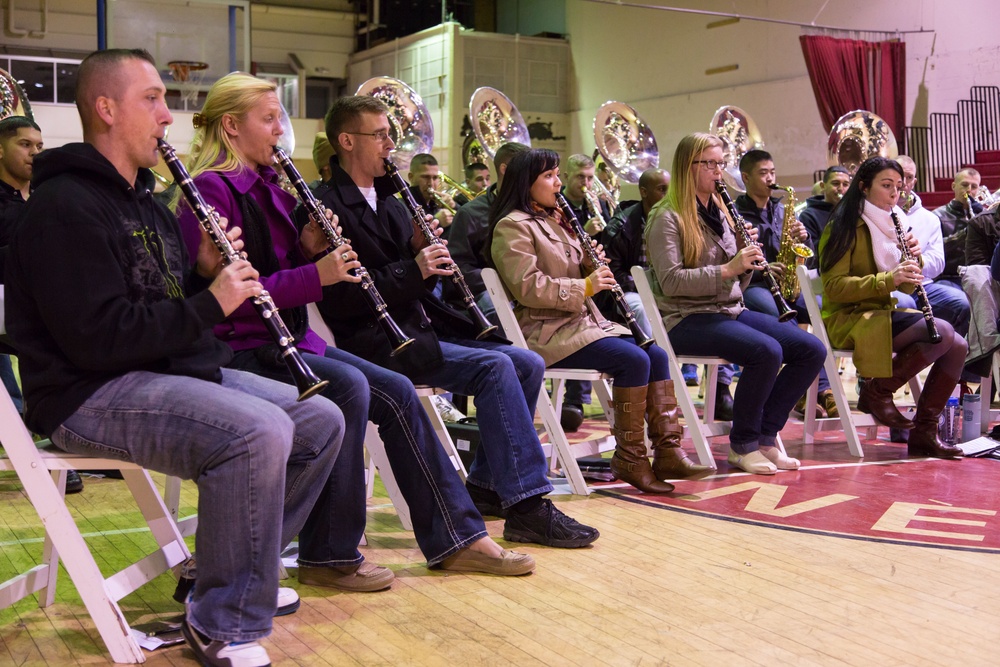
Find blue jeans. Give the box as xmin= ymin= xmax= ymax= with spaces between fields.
xmin=668 ymin=310 xmax=825 ymax=453
xmin=50 ymin=369 xmax=343 ymax=643
xmin=410 ymin=338 xmax=553 ymax=508
xmin=550 ymin=337 xmax=669 ymax=387
xmin=230 ymin=346 xmax=487 ymax=566
xmin=924 ymin=279 xmax=970 ymax=337
xmin=0 ymin=354 xmax=22 ymax=414
xmin=742 ymin=284 xmax=831 ymax=392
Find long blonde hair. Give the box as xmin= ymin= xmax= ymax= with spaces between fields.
xmin=185 ymin=72 xmax=277 ymax=179
xmin=647 ymin=132 xmax=731 ymax=267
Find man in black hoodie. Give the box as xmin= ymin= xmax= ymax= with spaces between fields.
xmin=4 ymin=49 xmax=344 ymax=667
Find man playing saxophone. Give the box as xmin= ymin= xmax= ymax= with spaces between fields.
xmin=734 ymin=149 xmax=838 ymax=419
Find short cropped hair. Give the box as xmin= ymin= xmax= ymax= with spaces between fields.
xmin=739 ymin=149 xmax=773 ymax=175
xmin=493 ymin=142 xmax=529 ymax=171
xmin=0 ymin=116 xmax=41 ymax=141
xmin=464 ymin=162 xmax=488 ymax=179
xmin=565 ymin=154 xmax=594 ymax=175
xmin=76 ymin=49 xmax=156 ymax=126
xmin=324 ymin=95 xmax=390 ymax=150
xmin=409 ymin=153 xmax=438 ymax=172
xmin=823 ymin=165 xmax=850 ymax=182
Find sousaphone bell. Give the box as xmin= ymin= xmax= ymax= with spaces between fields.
xmin=827 ymin=110 xmax=898 ymax=175
xmin=593 ymin=100 xmax=658 ymax=185
xmin=0 ymin=67 xmax=34 ymax=123
xmin=356 ymin=76 xmax=434 ymax=170
xmin=710 ymin=105 xmax=763 ymax=192
xmin=469 ymin=86 xmax=531 ymax=160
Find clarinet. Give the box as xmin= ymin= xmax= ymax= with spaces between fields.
xmin=382 ymin=158 xmax=498 ymax=340
xmin=158 ymin=139 xmax=328 ymax=401
xmin=555 ymin=193 xmax=654 ymax=349
xmin=272 ymin=147 xmax=414 ymax=357
xmin=714 ymin=181 xmax=797 ymax=323
xmin=890 ymin=210 xmax=942 ymax=344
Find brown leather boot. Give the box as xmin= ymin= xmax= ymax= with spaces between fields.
xmin=907 ymin=361 xmax=964 ymax=459
xmin=646 ymin=380 xmax=713 ymax=480
xmin=856 ymin=344 xmax=934 ymax=429
xmin=609 ymin=385 xmax=675 ymax=493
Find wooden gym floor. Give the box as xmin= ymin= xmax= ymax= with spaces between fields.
xmin=2 ymin=378 xmax=999 ymax=666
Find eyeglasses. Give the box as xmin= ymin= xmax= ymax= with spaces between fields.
xmin=347 ymin=129 xmax=392 ymax=142
xmin=693 ymin=160 xmax=727 ymax=171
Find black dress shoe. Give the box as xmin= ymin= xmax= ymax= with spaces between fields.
xmin=65 ymin=470 xmax=84 ymax=494
xmin=714 ymin=384 xmax=734 ymax=421
xmin=466 ymin=482 xmax=507 ymax=518
xmin=560 ymin=404 xmax=584 ymax=432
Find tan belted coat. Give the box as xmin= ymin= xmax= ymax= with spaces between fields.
xmin=491 ymin=209 xmax=629 ymax=366
xmin=819 ymin=218 xmax=917 ymax=378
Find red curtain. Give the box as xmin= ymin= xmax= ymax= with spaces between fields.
xmin=799 ymin=35 xmax=906 ymax=138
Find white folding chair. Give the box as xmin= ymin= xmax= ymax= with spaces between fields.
xmin=974 ymin=352 xmax=1000 ymax=433
xmin=631 ymin=266 xmax=729 ymax=468
xmin=481 ymin=268 xmax=615 ymax=496
xmin=0 ymin=391 xmax=191 ymax=664
xmin=305 ymin=303 xmax=466 ymax=531
xmin=797 ymin=264 xmax=921 ymax=456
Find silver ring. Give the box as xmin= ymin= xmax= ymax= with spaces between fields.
xmin=341 ymin=252 xmax=350 ymax=261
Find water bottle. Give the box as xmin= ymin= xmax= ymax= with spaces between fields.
xmin=962 ymin=394 xmax=982 ymax=443
xmin=941 ymin=396 xmax=960 ymax=446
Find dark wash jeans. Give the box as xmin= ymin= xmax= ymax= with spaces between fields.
xmin=230 ymin=345 xmax=488 ymax=567
xmin=549 ymin=336 xmax=670 ymax=387
xmin=667 ymin=309 xmax=825 ymax=453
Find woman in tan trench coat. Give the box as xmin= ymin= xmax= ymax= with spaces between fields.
xmin=820 ymin=156 xmax=967 ymax=458
xmin=486 ymin=149 xmax=710 ymax=494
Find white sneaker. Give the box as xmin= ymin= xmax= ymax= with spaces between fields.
xmin=759 ymin=445 xmax=800 ymax=470
xmin=275 ymin=587 xmax=300 ymax=617
xmin=727 ymin=449 xmax=777 ymax=475
xmin=182 ymin=617 xmax=272 ymax=667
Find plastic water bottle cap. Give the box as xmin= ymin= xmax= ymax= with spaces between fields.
xmin=963 ymin=394 xmax=981 ymax=404
xmin=947 ymin=396 xmax=959 ymax=405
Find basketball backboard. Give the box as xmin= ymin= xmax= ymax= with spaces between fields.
xmin=106 ymin=0 xmax=251 ymax=111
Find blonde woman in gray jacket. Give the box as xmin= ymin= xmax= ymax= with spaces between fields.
xmin=645 ymin=133 xmax=825 ymax=475
xmin=487 ymin=149 xmax=712 ymax=494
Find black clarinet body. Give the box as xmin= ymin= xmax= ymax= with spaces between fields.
xmin=157 ymin=139 xmax=328 ymax=401
xmin=272 ymin=147 xmax=414 ymax=357
xmin=714 ymin=181 xmax=797 ymax=323
xmin=382 ymin=158 xmax=498 ymax=340
xmin=555 ymin=193 xmax=654 ymax=349
xmin=890 ymin=210 xmax=942 ymax=344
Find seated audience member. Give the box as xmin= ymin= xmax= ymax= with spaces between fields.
xmin=315 ymin=95 xmax=599 ymax=548
xmin=734 ymin=149 xmax=837 ymax=419
xmin=175 ymin=73 xmax=534 ymax=582
xmin=821 ymin=156 xmax=966 ymax=459
xmin=646 ymin=133 xmax=825 ymax=475
xmin=6 ymin=49 xmax=347 ymax=666
xmin=487 ymin=149 xmax=709 ymax=488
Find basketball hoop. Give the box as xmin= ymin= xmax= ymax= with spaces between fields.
xmin=168 ymin=60 xmax=209 ymax=109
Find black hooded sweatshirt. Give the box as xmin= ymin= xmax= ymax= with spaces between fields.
xmin=5 ymin=143 xmax=230 ymax=436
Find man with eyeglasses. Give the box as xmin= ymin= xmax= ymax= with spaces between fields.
xmin=313 ymin=95 xmax=600 ymax=549
xmin=734 ymin=149 xmax=837 ymax=420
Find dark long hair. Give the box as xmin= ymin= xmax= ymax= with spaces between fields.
xmin=483 ymin=148 xmax=561 ymax=269
xmin=819 ymin=156 xmax=904 ymax=273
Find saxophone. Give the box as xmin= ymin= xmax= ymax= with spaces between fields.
xmin=771 ymin=184 xmax=814 ymax=302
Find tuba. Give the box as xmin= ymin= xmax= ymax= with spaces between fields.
xmin=0 ymin=67 xmax=34 ymax=122
xmin=827 ymin=110 xmax=897 ymax=175
xmin=356 ymin=76 xmax=434 ymax=170
xmin=771 ymin=184 xmax=813 ymax=301
xmin=710 ymin=105 xmax=763 ymax=192
xmin=593 ymin=100 xmax=658 ymax=193
xmin=470 ymin=86 xmax=532 ymax=160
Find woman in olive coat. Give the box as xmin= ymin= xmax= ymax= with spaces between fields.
xmin=820 ymin=156 xmax=967 ymax=458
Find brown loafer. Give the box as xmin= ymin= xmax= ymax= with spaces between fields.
xmin=437 ymin=548 xmax=535 ymax=576
xmin=298 ymin=561 xmax=395 ymax=592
